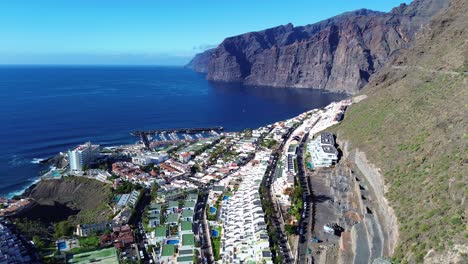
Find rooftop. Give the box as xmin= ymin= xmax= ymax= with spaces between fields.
xmin=181 ymin=221 xmax=193 ymax=231
xmin=182 ymin=210 xmax=194 ymax=218
xmin=155 ymin=226 xmax=167 ymax=237
xmin=322 ymin=145 xmax=338 ymax=154
xmin=167 ymin=213 xmax=179 ymax=223
xmin=168 ymin=201 xmax=179 ymax=208
xmin=182 ymin=233 xmax=195 ymax=246
xmin=320 ymin=131 xmax=335 ymax=145
xmin=179 ymin=249 xmax=193 ymax=255
xmin=184 ymin=200 xmax=196 ymax=208
xmin=161 ymin=244 xmax=175 ymax=257
xmin=148 ymin=203 xmax=161 ymax=211
xmin=177 ymin=255 xmax=194 ymax=262
xmin=187 ymin=193 xmax=198 ymax=201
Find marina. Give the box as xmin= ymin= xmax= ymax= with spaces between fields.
xmin=132 ymin=127 xmax=224 ymax=149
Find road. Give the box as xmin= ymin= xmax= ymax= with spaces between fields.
xmin=130 ymin=188 xmax=152 ymax=263
xmin=259 ymin=123 xmax=302 ymax=263
xmin=197 ymin=190 xmax=214 ymax=264
xmin=263 ymin=151 xmax=295 ymax=263
xmin=296 ymin=132 xmax=314 ymax=264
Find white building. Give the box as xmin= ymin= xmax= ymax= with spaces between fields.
xmin=68 ymin=142 xmax=99 ymax=171
xmin=308 ymin=132 xmax=338 ymax=168
xmin=220 ymin=151 xmax=273 ymax=264
xmin=132 ymin=152 xmax=168 ymax=166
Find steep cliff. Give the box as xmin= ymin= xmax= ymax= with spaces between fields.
xmin=188 ymin=0 xmax=448 ymax=93
xmin=333 ymin=0 xmax=467 ymax=262
xmin=185 ymin=48 xmax=214 ymax=73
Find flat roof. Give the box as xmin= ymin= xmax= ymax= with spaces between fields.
xmin=167 ymin=213 xmax=179 ymax=223
xmin=168 ymin=201 xmax=179 ymax=208
xmin=322 ymin=145 xmax=338 ymax=154
xmin=320 ymin=131 xmax=335 ymax=145
xmin=262 ymin=250 xmax=272 ymax=258
xmin=182 ymin=233 xmax=195 ymax=246
xmin=161 ymin=244 xmax=175 ymax=257
xmin=148 ymin=204 xmax=161 ymax=210
xmin=213 ymin=185 xmax=225 ymax=192
xmin=148 ymin=212 xmax=160 ymax=219
xmin=177 ymin=255 xmax=194 ymax=262
xmin=182 ymin=210 xmax=194 ymax=218
xmin=179 ymin=249 xmax=193 ymax=255
xmin=184 ymin=200 xmax=196 ymax=208
xmin=155 ymin=226 xmax=167 ymax=237
xmin=181 ymin=221 xmax=193 ymax=231
xmin=187 ymin=193 xmax=198 ymax=200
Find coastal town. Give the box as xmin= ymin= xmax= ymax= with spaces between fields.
xmin=0 ymin=98 xmax=355 ymax=264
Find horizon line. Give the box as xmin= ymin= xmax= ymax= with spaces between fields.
xmin=0 ymin=64 xmax=188 ymax=67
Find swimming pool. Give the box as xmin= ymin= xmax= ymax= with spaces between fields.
xmin=166 ymin=239 xmax=179 ymax=245
xmin=57 ymin=241 xmax=67 ymax=251
xmin=223 ymin=196 xmax=229 ymax=201
xmin=211 ymin=229 xmax=219 ymax=237
xmin=209 ymin=206 xmax=217 ymax=214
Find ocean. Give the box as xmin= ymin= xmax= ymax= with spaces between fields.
xmin=0 ymin=65 xmax=346 ymax=197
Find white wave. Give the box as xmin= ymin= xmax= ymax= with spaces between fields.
xmin=31 ymin=158 xmax=45 ymax=164
xmin=5 ymin=178 xmax=41 ymax=199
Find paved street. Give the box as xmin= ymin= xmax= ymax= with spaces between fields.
xmin=197 ymin=191 xmax=214 ymax=264
xmin=296 ymin=132 xmax=315 ymax=264
xmin=130 ymin=188 xmax=152 ymax=263
xmin=263 ymin=152 xmax=294 ymax=263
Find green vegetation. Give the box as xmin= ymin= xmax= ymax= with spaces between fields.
xmin=114 ymin=181 xmax=140 ymax=194
xmin=260 ymin=139 xmax=278 ymax=149
xmin=243 ymin=128 xmax=253 ymax=138
xmin=293 ymin=158 xmax=298 ymax=173
xmin=54 ymin=220 xmax=74 ymax=238
xmin=333 ymin=4 xmax=467 ymax=261
xmin=66 ymin=236 xmax=101 ymax=255
xmin=284 ymin=224 xmax=297 ymax=235
xmin=150 ymin=183 xmax=159 ymax=201
xmin=68 ymin=247 xmax=118 ymax=264
xmin=288 ymin=180 xmax=303 ymax=221
xmin=11 ymin=218 xmax=57 ymax=259
xmin=208 ymin=143 xmax=230 ymax=164
xmin=259 ymin=185 xmax=284 ymax=264
xmin=77 ymin=236 xmax=100 ymax=250
xmin=211 ymin=226 xmax=222 ymax=261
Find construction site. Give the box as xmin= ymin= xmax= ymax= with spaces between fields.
xmin=307 ymin=140 xmax=397 ymax=264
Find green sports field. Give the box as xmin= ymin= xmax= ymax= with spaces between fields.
xmin=68 ymin=247 xmax=118 ymax=264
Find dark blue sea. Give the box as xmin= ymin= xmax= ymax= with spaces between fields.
xmin=0 ymin=66 xmax=346 ymax=197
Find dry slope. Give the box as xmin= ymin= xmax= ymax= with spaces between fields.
xmin=333 ymin=0 xmax=467 ymax=262
xmin=25 ymin=176 xmax=113 ymax=224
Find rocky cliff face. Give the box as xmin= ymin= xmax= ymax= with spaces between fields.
xmin=187 ymin=0 xmax=448 ymax=94
xmin=185 ymin=48 xmax=214 ymax=73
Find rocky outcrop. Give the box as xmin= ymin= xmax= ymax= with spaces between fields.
xmin=188 ymin=0 xmax=448 ymax=93
xmin=340 ymin=140 xmax=399 ymax=260
xmin=352 ymin=149 xmax=399 ymax=256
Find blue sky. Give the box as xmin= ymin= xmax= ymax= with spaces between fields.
xmin=0 ymin=0 xmax=411 ymax=65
